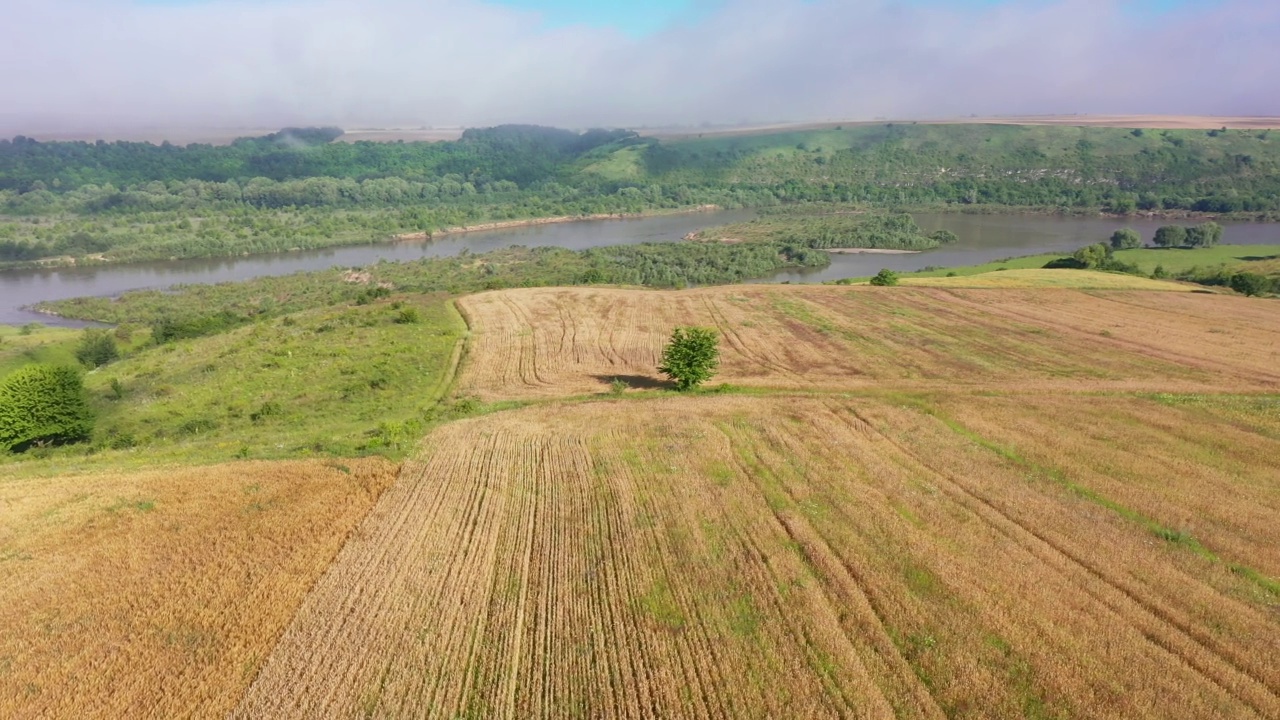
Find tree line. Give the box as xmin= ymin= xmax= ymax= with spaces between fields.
xmin=4 ymin=123 xmax=1280 ymax=266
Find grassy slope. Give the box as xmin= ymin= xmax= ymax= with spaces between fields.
xmin=0 ymin=324 xmax=82 ymax=377
xmin=0 ymin=294 xmax=467 ymax=476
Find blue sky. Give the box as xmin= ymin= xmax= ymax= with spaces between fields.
xmin=486 ymin=0 xmax=1216 ymax=35
xmin=491 ymin=0 xmax=703 ymax=35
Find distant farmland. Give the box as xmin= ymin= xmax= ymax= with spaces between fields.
xmin=236 ymin=395 xmax=1279 ymax=718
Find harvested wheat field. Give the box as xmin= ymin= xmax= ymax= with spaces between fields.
xmin=235 ymin=395 xmax=1279 ymax=719
xmin=0 ymin=458 xmax=397 ymax=719
xmin=456 ymin=286 xmax=1280 ymax=400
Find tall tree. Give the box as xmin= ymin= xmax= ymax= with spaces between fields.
xmin=1109 ymin=228 xmax=1143 ymax=250
xmin=1153 ymin=225 xmax=1188 ymax=248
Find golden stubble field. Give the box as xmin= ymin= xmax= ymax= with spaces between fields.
xmin=239 ymin=284 xmax=1280 ymax=718
xmin=456 ymin=285 xmax=1280 ymax=400
xmin=7 ymin=284 xmax=1279 ymax=717
xmin=236 ymin=395 xmax=1280 ymax=718
xmin=0 ymin=458 xmax=397 ymax=719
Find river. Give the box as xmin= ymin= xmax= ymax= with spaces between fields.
xmin=3 ymin=210 xmax=1278 ymax=326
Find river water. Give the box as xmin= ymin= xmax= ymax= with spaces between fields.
xmin=3 ymin=210 xmax=1278 ymax=326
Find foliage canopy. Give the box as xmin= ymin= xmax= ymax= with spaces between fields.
xmin=870 ymin=269 xmax=900 ymax=286
xmin=0 ymin=363 xmax=93 ymax=453
xmin=1110 ymin=228 xmax=1143 ymax=250
xmin=658 ymin=327 xmax=720 ymax=391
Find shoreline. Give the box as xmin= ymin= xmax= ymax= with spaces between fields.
xmin=3 ymin=204 xmax=1276 ymax=273
xmin=824 ymin=248 xmax=922 ymax=255
xmin=393 ymin=205 xmax=724 ymax=241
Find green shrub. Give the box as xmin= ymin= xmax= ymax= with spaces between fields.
xmin=393 ymin=307 xmax=422 ymax=324
xmin=1072 ymin=243 xmax=1112 ymax=268
xmin=0 ymin=364 xmax=94 ymax=453
xmin=869 ymin=269 xmax=899 ymax=286
xmin=250 ymin=400 xmax=284 ymax=423
xmin=658 ymin=327 xmax=720 ymax=391
xmin=1229 ymin=273 xmax=1270 ymax=297
xmin=75 ymin=329 xmax=120 ymax=368
xmin=151 ymin=311 xmax=245 ymax=344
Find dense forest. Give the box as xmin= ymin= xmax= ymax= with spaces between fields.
xmin=3 ymin=123 xmax=1279 ymax=265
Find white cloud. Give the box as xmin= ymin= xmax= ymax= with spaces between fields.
xmin=1 ymin=0 xmax=1277 ymax=134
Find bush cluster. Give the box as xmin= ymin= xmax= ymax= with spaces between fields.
xmin=0 ymin=364 xmax=94 ymax=453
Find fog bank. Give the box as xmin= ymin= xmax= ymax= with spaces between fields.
xmin=3 ymin=0 xmax=1278 ymax=135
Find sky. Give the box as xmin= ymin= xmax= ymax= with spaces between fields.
xmin=2 ymin=0 xmax=1277 ymax=135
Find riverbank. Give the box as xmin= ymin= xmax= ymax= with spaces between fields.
xmin=825 ymin=248 xmax=921 ymax=255
xmin=903 ymin=203 xmax=1280 ymax=223
xmin=394 ymin=205 xmax=724 ymax=241
xmin=0 ymin=205 xmax=729 ymax=273
xmin=6 ymin=203 xmax=1274 ymax=274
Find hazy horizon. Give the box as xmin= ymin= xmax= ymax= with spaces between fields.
xmin=4 ymin=0 xmax=1279 ymax=138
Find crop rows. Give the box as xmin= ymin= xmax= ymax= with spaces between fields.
xmin=456 ymin=286 xmax=1280 ymax=400
xmin=0 ymin=458 xmax=397 ymax=719
xmin=234 ymin=396 xmax=1279 ymax=718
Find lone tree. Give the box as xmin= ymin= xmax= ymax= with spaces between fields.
xmin=1110 ymin=228 xmax=1143 ymax=250
xmin=0 ymin=364 xmax=94 ymax=453
xmin=658 ymin=327 xmax=720 ymax=391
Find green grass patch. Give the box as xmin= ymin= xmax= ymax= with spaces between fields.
xmin=580 ymin=145 xmax=646 ymax=181
xmin=637 ymin=579 xmax=685 ymax=630
xmin=1 ymin=294 xmax=467 ymax=473
xmin=0 ymin=324 xmax=82 ymax=377
xmin=1112 ymin=244 xmax=1280 ymax=275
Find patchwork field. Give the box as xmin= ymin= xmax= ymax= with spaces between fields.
xmin=0 ymin=458 xmax=397 ymax=718
xmin=6 ymin=283 xmax=1278 ymax=717
xmin=235 ymin=395 xmax=1280 ymax=718
xmin=456 ymin=286 xmax=1280 ymax=400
